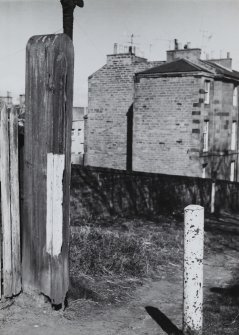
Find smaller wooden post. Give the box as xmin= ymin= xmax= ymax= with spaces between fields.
xmin=9 ymin=106 xmax=21 ymax=295
xmin=183 ymin=205 xmax=204 ymax=335
xmin=0 ymin=102 xmax=12 ymax=298
xmin=0 ymin=103 xmax=21 ymax=298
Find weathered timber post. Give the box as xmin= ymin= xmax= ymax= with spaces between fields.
xmin=22 ymin=34 xmax=74 ymax=306
xmin=183 ymin=205 xmax=204 ymax=335
xmin=0 ymin=102 xmax=21 ymax=298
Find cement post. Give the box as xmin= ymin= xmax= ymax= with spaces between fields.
xmin=183 ymin=205 xmax=204 ymax=335
xmin=211 ymin=182 xmax=215 ymax=214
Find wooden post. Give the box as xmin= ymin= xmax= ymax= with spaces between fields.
xmin=22 ymin=34 xmax=74 ymax=306
xmin=0 ymin=103 xmax=21 ymax=298
xmin=183 ymin=205 xmax=204 ymax=335
xmin=9 ymin=106 xmax=21 ymax=295
xmin=1 ymin=102 xmax=12 ymax=297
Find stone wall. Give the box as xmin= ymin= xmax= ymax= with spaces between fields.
xmin=133 ymin=75 xmax=202 ymax=176
xmin=84 ymin=53 xmax=164 ymax=170
xmin=70 ymin=166 xmax=239 ymax=224
xmin=133 ymin=74 xmax=239 ymax=181
xmin=85 ymin=54 xmax=148 ymax=170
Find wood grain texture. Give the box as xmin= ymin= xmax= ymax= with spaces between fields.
xmin=0 ymin=104 xmax=21 ymax=299
xmin=0 ymin=103 xmax=12 ymax=297
xmin=22 ymin=34 xmax=73 ymax=305
xmin=9 ymin=107 xmax=21 ymax=295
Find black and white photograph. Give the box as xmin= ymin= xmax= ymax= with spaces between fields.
xmin=0 ymin=0 xmax=239 ymax=334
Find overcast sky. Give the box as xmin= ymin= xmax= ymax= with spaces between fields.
xmin=1 ymin=0 xmax=239 ymax=106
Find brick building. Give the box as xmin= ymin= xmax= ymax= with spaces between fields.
xmin=71 ymin=106 xmax=86 ymax=164
xmin=84 ymin=47 xmax=163 ymax=169
xmin=85 ymin=45 xmax=239 ymax=181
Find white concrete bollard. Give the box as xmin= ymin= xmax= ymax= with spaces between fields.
xmin=183 ymin=205 xmax=204 ymax=335
xmin=211 ymin=182 xmax=215 ymax=214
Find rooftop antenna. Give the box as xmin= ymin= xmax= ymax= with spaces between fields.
xmin=60 ymin=0 xmax=84 ymax=40
xmin=126 ymin=33 xmax=140 ymax=50
xmin=200 ymin=29 xmax=213 ymax=54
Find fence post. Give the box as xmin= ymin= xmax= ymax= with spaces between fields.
xmin=9 ymin=106 xmax=21 ymax=295
xmin=22 ymin=34 xmax=73 ymax=306
xmin=0 ymin=102 xmax=12 ymax=297
xmin=0 ymin=103 xmax=21 ymax=298
xmin=183 ymin=205 xmax=204 ymax=335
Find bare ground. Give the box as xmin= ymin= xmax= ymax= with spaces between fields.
xmin=0 ymin=213 xmax=239 ymax=335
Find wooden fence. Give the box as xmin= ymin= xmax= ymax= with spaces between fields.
xmin=0 ymin=101 xmax=21 ymax=299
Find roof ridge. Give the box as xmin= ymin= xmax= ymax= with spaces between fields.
xmin=179 ymin=58 xmax=209 ymax=72
xmin=203 ymin=59 xmax=233 ymax=72
xmin=136 ymin=58 xmax=211 ymax=76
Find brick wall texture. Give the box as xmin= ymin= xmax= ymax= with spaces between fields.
xmin=133 ymin=75 xmax=239 ymax=180
xmin=84 ymin=54 xmax=163 ymax=170
xmin=85 ymin=52 xmax=239 ymax=181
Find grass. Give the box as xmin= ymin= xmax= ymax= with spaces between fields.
xmin=69 ymin=213 xmax=239 ymax=334
xmin=69 ymin=215 xmax=184 ymax=302
xmin=70 ymin=227 xmax=150 ymax=277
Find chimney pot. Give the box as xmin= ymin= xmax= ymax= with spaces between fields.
xmin=227 ymin=52 xmax=230 ymax=59
xmin=114 ymin=43 xmax=118 ymax=54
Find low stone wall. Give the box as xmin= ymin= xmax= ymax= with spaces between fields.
xmin=70 ymin=165 xmax=239 ymax=224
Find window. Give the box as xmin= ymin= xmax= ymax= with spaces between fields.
xmin=230 ymin=161 xmax=235 ymax=182
xmin=71 ymin=128 xmax=75 ymax=136
xmin=78 ymin=128 xmax=82 ymax=136
xmin=203 ymin=120 xmax=209 ymax=152
xmin=204 ymin=81 xmax=210 ymax=104
xmin=231 ymin=121 xmax=237 ymax=150
xmin=233 ymin=87 xmax=238 ymax=107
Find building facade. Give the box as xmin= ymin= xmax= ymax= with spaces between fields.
xmin=71 ymin=106 xmax=86 ymax=164
xmin=84 ymin=49 xmax=163 ymax=169
xmin=85 ymin=45 xmax=239 ymax=181
xmin=133 ymin=49 xmax=239 ymax=181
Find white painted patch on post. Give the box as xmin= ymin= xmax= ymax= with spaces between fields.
xmin=183 ymin=205 xmax=204 ymax=335
xmin=46 ymin=153 xmax=65 ymax=256
xmin=46 ymin=153 xmax=54 ymax=255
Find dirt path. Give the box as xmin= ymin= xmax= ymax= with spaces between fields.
xmin=1 ymin=212 xmax=239 ymax=335
xmin=1 ymin=245 xmax=238 ymax=335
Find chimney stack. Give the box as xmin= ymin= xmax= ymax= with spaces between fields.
xmin=6 ymin=91 xmax=12 ymax=107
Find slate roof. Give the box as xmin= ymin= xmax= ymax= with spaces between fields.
xmin=137 ymin=59 xmax=209 ymax=76
xmin=204 ymin=60 xmax=239 ymax=80
xmin=137 ymin=58 xmax=239 ymax=82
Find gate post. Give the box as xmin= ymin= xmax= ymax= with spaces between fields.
xmin=22 ymin=34 xmax=74 ymax=306
xmin=183 ymin=205 xmax=204 ymax=335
